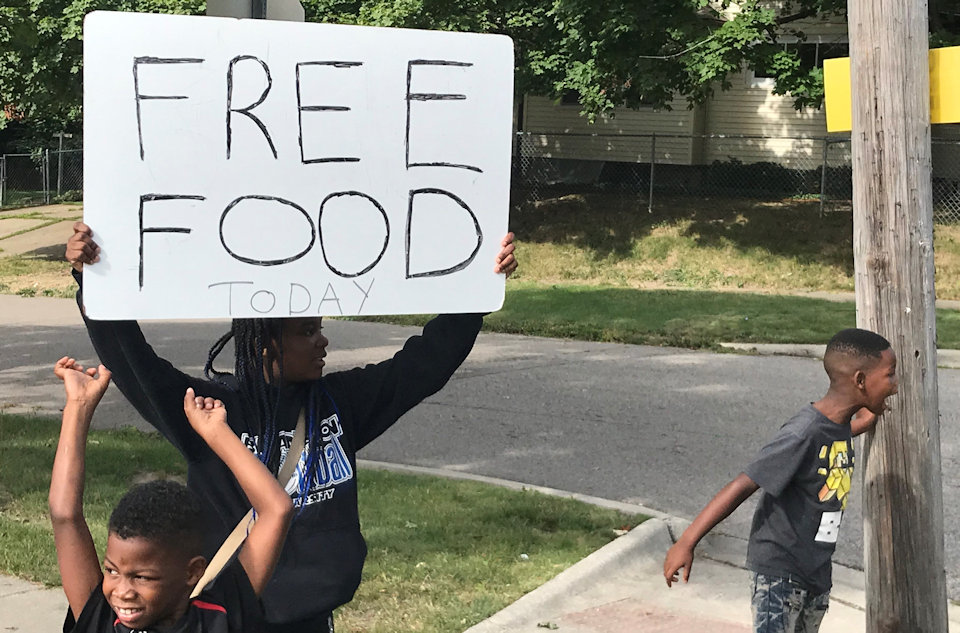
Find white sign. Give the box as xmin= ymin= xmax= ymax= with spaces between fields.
xmin=82 ymin=11 xmax=514 ymax=320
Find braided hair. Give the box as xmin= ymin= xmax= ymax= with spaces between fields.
xmin=204 ymin=318 xmax=285 ymax=466
xmin=204 ymin=318 xmax=337 ymax=507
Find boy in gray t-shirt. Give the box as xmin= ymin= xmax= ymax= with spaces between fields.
xmin=663 ymin=328 xmax=899 ymax=633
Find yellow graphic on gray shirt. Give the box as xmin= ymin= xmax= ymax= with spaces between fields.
xmin=817 ymin=440 xmax=853 ymax=509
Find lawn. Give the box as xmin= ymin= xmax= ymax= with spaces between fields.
xmin=0 ymin=413 xmax=641 ymax=633
xmin=511 ymin=193 xmax=960 ymax=299
xmin=4 ymin=194 xmax=960 ymax=348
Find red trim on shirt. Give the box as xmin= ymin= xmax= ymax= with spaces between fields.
xmin=191 ymin=599 xmax=227 ymax=613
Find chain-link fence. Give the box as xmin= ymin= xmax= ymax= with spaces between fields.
xmin=514 ymin=132 xmax=960 ymax=223
xmin=0 ymin=149 xmax=83 ymax=209
xmin=5 ymin=141 xmax=960 ymax=223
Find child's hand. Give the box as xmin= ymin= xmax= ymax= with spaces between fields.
xmin=65 ymin=222 xmax=100 ymax=273
xmin=183 ymin=387 xmax=228 ymax=439
xmin=851 ymin=406 xmax=879 ymax=436
xmin=494 ymin=232 xmax=517 ymax=278
xmin=54 ymin=357 xmax=111 ymax=406
xmin=663 ymin=542 xmax=695 ymax=587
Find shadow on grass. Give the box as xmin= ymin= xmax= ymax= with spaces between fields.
xmin=513 ymin=193 xmax=855 ymax=276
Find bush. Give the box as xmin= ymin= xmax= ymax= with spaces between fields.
xmin=54 ymin=189 xmax=82 ymax=203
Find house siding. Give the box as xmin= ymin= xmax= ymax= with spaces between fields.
xmin=519 ymin=77 xmax=845 ymax=169
xmin=520 ymin=96 xmax=702 ymax=165
xmin=700 ymin=68 xmax=836 ymax=168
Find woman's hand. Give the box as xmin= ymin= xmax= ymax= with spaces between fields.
xmin=65 ymin=222 xmax=100 ymax=272
xmin=494 ymin=232 xmax=517 ymax=278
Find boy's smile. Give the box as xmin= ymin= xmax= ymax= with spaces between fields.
xmin=103 ymin=534 xmax=198 ymax=629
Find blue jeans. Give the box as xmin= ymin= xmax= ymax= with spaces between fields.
xmin=751 ymin=573 xmax=830 ymax=633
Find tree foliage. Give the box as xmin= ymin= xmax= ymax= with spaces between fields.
xmin=2 ymin=0 xmax=958 ymax=143
xmin=0 ymin=0 xmax=203 ymax=140
xmin=301 ymin=0 xmax=959 ymax=119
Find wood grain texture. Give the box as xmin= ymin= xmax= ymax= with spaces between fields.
xmin=850 ymin=0 xmax=949 ymax=631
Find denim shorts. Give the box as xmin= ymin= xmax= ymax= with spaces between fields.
xmin=750 ymin=572 xmax=830 ymax=633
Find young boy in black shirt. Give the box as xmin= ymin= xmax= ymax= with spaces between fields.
xmin=663 ymin=328 xmax=899 ymax=633
xmin=50 ymin=357 xmax=294 ymax=633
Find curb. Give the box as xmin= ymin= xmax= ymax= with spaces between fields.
xmin=372 ymin=461 xmax=960 ymax=632
xmin=720 ymin=342 xmax=960 ymax=369
xmin=462 ymin=518 xmax=674 ymax=633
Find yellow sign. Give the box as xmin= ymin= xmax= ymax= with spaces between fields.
xmin=824 ymin=46 xmax=960 ymax=132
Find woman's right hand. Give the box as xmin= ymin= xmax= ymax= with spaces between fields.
xmin=66 ymin=222 xmax=100 ymax=272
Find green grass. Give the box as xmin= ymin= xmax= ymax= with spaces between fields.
xmin=0 ymin=415 xmax=188 ymax=585
xmin=342 ymin=469 xmax=639 ymax=632
xmin=0 ymin=414 xmax=641 ymax=631
xmin=511 ymin=193 xmax=960 ymax=299
xmin=510 ymin=194 xmax=857 ymax=293
xmin=357 ymin=282 xmax=960 ymax=349
xmin=5 ymin=194 xmax=960 ymax=347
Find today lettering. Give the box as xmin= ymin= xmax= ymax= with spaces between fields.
xmin=208 ymin=278 xmax=376 ymax=317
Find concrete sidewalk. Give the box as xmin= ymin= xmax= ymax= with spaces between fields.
xmin=464 ymin=520 xmax=861 ymax=633
xmin=4 ymin=462 xmax=959 ymax=633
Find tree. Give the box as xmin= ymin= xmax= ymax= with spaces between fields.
xmin=301 ymin=0 xmax=960 ymax=119
xmin=3 ymin=0 xmax=957 ymax=141
xmin=0 ymin=0 xmax=203 ymax=143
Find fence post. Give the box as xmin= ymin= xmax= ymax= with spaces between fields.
xmin=0 ymin=154 xmax=5 ymax=207
xmin=43 ymin=150 xmax=51 ymax=204
xmin=648 ymin=133 xmax=656 ymax=213
xmin=820 ymin=138 xmax=829 ymax=217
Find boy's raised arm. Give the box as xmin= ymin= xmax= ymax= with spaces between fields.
xmin=663 ymin=472 xmax=759 ymax=587
xmin=49 ymin=358 xmax=112 ymax=619
xmin=182 ymin=388 xmax=294 ymax=596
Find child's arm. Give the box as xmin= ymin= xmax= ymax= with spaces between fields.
xmin=49 ymin=357 xmax=112 ymax=619
xmin=663 ymin=472 xmax=759 ymax=587
xmin=850 ymin=406 xmax=879 ymax=436
xmin=182 ymin=388 xmax=294 ymax=596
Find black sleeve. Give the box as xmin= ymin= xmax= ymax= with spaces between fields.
xmin=198 ymin=558 xmax=264 ymax=632
xmin=74 ymin=270 xmax=206 ymax=459
xmin=332 ymin=312 xmax=483 ymax=450
xmin=63 ymin=588 xmax=112 ymax=633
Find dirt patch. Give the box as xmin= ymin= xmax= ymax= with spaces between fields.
xmin=1 ymin=268 xmax=76 ymax=298
xmin=0 ymin=207 xmax=80 ymax=296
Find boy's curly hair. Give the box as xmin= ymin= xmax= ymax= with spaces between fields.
xmin=108 ymin=480 xmax=205 ymax=556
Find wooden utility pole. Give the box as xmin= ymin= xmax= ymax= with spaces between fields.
xmin=849 ymin=0 xmax=949 ymax=631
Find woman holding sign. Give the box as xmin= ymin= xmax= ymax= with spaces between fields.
xmin=66 ymin=222 xmax=517 ymax=632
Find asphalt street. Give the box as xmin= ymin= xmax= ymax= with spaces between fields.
xmin=2 ymin=302 xmax=958 ymax=600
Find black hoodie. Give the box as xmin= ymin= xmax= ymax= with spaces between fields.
xmin=76 ymin=274 xmax=482 ymax=623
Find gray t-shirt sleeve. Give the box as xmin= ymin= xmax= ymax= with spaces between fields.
xmin=743 ymin=425 xmax=810 ymax=497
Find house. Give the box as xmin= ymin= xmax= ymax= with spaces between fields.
xmin=515 ymin=11 xmax=960 ymax=203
